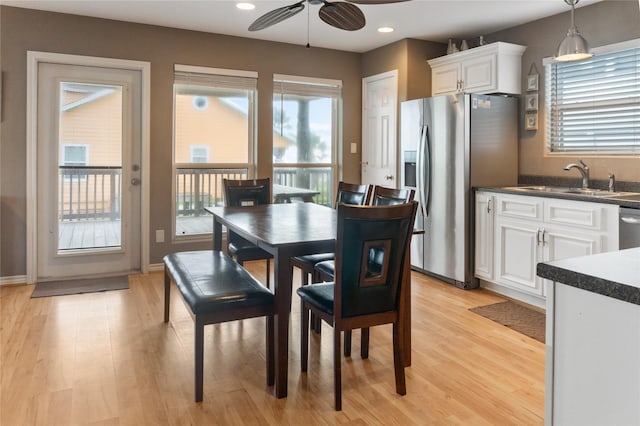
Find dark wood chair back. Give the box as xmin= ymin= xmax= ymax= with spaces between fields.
xmin=335 ymin=181 xmax=372 ymax=207
xmin=371 ymin=186 xmax=415 ymax=206
xmin=334 ymin=201 xmax=417 ymax=323
xmin=223 ymin=178 xmax=271 ymax=207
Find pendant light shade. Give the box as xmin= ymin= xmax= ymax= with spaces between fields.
xmin=555 ymin=0 xmax=593 ymax=62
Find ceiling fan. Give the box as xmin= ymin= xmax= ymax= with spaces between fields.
xmin=248 ymin=0 xmax=410 ymax=32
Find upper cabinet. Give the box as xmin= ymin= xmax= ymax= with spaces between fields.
xmin=427 ymin=42 xmax=526 ymax=96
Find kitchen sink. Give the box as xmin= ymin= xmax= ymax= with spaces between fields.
xmin=504 ymin=186 xmax=633 ymax=198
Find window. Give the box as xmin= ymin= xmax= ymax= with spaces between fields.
xmin=546 ymin=41 xmax=640 ymax=154
xmin=190 ymin=145 xmax=209 ymax=163
xmin=273 ymin=75 xmax=341 ymax=206
xmin=173 ymin=65 xmax=257 ymax=237
xmin=61 ymin=144 xmax=88 ymax=166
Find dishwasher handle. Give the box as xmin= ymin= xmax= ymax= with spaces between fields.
xmin=621 ymin=215 xmax=640 ymax=225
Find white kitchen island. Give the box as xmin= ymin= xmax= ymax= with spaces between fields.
xmin=537 ymin=248 xmax=640 ymax=426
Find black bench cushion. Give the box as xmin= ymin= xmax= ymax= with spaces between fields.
xmin=163 ymin=250 xmax=273 ymax=315
xmin=314 ymin=259 xmax=335 ymax=279
xmin=292 ymin=252 xmax=335 ymax=267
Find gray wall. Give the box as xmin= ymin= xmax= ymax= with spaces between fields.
xmin=0 ymin=6 xmax=362 ymax=276
xmin=488 ymin=0 xmax=640 ymax=182
xmin=2 ymin=2 xmax=640 ymax=278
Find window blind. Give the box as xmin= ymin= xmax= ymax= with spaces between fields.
xmin=174 ymin=66 xmax=257 ymax=91
xmin=273 ymin=75 xmax=342 ymax=98
xmin=546 ymin=47 xmax=640 ymax=154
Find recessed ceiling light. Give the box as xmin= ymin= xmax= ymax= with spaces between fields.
xmin=236 ymin=2 xmax=255 ymax=11
xmin=378 ymin=26 xmax=394 ymax=33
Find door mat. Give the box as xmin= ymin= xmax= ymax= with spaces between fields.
xmin=31 ymin=276 xmax=129 ymax=298
xmin=469 ymin=300 xmax=545 ymax=343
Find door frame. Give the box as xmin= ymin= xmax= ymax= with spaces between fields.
xmin=26 ymin=51 xmax=151 ymax=284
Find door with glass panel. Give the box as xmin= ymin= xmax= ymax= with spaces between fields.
xmin=36 ymin=63 xmax=142 ymax=279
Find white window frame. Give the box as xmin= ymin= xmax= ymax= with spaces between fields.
xmin=544 ymin=39 xmax=640 ymax=156
xmin=172 ymin=65 xmax=258 ymax=240
xmin=272 ymin=74 xmax=342 ymax=206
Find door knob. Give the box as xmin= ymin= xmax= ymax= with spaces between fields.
xmin=131 ymin=178 xmax=141 ymax=186
xmin=384 ymin=175 xmax=394 ymax=180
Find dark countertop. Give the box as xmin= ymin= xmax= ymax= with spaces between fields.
xmin=537 ymin=248 xmax=640 ymax=306
xmin=475 ymin=186 xmax=640 ymax=209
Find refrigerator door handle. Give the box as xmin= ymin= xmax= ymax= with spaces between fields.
xmin=423 ymin=125 xmax=431 ymax=216
xmin=416 ymin=125 xmax=428 ymax=218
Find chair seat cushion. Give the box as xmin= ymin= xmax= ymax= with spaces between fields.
xmin=314 ymin=259 xmax=335 ymax=279
xmin=292 ymin=253 xmax=335 ymax=268
xmin=296 ymin=282 xmax=334 ymax=315
xmin=163 ymin=250 xmax=273 ymax=315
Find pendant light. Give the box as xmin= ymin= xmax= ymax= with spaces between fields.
xmin=555 ymin=0 xmax=592 ymax=62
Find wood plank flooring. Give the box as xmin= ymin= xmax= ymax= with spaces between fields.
xmin=0 ymin=264 xmax=544 ymax=425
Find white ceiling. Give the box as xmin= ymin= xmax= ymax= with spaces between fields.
xmin=1 ymin=0 xmax=603 ymax=52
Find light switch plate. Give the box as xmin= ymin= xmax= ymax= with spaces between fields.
xmin=350 ymin=142 xmax=357 ymax=154
xmin=155 ymin=229 xmax=165 ymax=243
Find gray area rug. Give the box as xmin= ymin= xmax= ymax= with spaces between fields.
xmin=470 ymin=300 xmax=545 ymax=343
xmin=31 ymin=276 xmax=130 ymax=298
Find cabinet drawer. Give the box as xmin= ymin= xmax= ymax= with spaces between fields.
xmin=544 ymin=200 xmax=610 ymax=232
xmin=496 ymin=195 xmax=542 ymax=220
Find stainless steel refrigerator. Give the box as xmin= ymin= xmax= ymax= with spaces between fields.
xmin=400 ymin=93 xmax=518 ymax=289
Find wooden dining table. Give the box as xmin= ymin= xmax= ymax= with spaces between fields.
xmin=206 ymin=202 xmax=414 ymax=398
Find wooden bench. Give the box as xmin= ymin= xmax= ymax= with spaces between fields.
xmin=163 ymin=250 xmax=275 ymax=402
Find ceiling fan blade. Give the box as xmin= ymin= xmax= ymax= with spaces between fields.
xmin=319 ymin=2 xmax=365 ymax=31
xmin=248 ymin=1 xmax=305 ymax=31
xmin=346 ymin=0 xmax=410 ymax=3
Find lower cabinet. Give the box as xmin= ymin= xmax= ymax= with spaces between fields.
xmin=475 ymin=191 xmax=618 ymax=303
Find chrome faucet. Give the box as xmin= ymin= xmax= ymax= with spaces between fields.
xmin=564 ymin=160 xmax=590 ymax=189
xmin=608 ymin=173 xmax=616 ymax=192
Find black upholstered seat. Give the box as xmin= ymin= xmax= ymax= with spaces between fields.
xmin=163 ymin=250 xmax=274 ymax=402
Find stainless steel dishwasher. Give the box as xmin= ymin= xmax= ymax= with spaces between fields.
xmin=619 ymin=207 xmax=640 ymax=249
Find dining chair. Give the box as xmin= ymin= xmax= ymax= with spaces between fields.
xmin=223 ymin=178 xmax=273 ymax=288
xmin=314 ymin=185 xmax=415 ymax=355
xmin=290 ymin=181 xmax=372 ymax=288
xmin=297 ymin=201 xmax=418 ymax=410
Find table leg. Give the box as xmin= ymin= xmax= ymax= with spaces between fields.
xmin=273 ymin=248 xmax=294 ymax=398
xmin=213 ymin=218 xmax=222 ymax=251
xmin=403 ymin=254 xmax=411 ymax=367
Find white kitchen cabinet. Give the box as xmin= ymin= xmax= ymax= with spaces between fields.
xmin=427 ymin=42 xmax=526 ymax=96
xmin=474 ymin=192 xmax=494 ymax=280
xmin=476 ymin=191 xmax=618 ymax=304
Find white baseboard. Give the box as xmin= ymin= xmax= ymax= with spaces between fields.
xmin=480 ymin=280 xmax=546 ymax=310
xmin=0 ymin=275 xmax=28 ymax=286
xmin=148 ymin=263 xmax=164 ymax=272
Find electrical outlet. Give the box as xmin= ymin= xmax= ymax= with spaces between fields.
xmin=155 ymin=229 xmax=165 ymax=243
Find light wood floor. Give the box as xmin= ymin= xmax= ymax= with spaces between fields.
xmin=0 ymin=264 xmax=544 ymax=425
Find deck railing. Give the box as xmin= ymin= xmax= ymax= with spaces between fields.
xmin=59 ymin=166 xmax=121 ymax=221
xmin=58 ymin=166 xmax=333 ymax=223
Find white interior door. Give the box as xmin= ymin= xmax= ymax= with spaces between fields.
xmin=362 ymin=70 xmax=398 ymax=187
xmin=36 ymin=63 xmax=142 ymax=280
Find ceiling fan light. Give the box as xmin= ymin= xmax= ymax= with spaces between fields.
xmin=378 ymin=26 xmax=394 ymax=33
xmin=554 ymin=0 xmax=592 ymax=62
xmin=236 ymin=2 xmax=255 ymax=11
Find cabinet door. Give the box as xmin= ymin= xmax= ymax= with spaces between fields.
xmin=475 ymin=192 xmax=494 ymax=280
xmin=495 ymin=218 xmax=543 ymax=295
xmin=461 ymin=53 xmax=496 ymax=93
xmin=541 ymin=227 xmax=601 ymax=297
xmin=431 ymin=63 xmax=460 ymax=96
